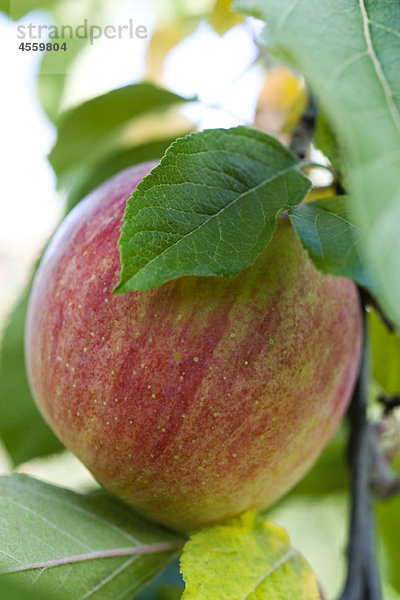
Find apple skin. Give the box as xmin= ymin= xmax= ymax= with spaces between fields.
xmin=25 ymin=162 xmax=362 ymax=532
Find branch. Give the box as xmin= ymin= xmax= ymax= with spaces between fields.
xmin=289 ymin=93 xmax=318 ymax=159
xmin=359 ymin=288 xmax=397 ymax=334
xmin=338 ymin=295 xmax=382 ymax=600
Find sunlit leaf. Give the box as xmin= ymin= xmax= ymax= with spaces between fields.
xmin=208 ymin=0 xmax=245 ymax=35
xmin=254 ymin=66 xmax=307 ymax=138
xmin=181 ymin=511 xmax=321 ymax=599
xmin=267 ymin=493 xmax=348 ymax=599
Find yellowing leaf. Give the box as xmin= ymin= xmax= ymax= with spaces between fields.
xmin=180 ymin=512 xmax=321 ymax=600
xmin=257 ymin=67 xmax=303 ymax=112
xmin=254 ymin=66 xmax=307 ymax=138
xmin=305 ymin=186 xmax=336 ymax=203
xmin=208 ymin=0 xmax=245 ymax=35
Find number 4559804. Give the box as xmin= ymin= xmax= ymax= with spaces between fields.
xmin=19 ymin=42 xmax=67 ymax=51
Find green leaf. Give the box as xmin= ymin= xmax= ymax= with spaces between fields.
xmin=369 ymin=311 xmax=400 ymax=396
xmin=0 ymin=287 xmax=63 ymax=466
xmin=116 ymin=126 xmax=311 ymax=293
xmin=234 ymin=0 xmax=400 ymax=327
xmin=49 ymin=83 xmax=193 ymax=183
xmin=0 ymin=475 xmax=184 ymax=600
xmin=0 ymin=577 xmax=61 ymax=600
xmin=1 ymin=0 xmax=60 ymax=19
xmin=180 ymin=511 xmax=320 ymax=600
xmin=66 ymin=137 xmax=183 ymax=212
xmin=289 ymin=196 xmax=376 ymax=291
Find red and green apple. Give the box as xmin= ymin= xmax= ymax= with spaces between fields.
xmin=25 ymin=162 xmax=362 ymax=532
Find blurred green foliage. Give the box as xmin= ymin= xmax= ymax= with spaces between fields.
xmin=369 ymin=311 xmax=400 ymax=396
xmin=66 ymin=137 xmax=181 ymax=212
xmin=0 ymin=286 xmax=63 ymax=465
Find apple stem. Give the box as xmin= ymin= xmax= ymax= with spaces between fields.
xmin=338 ymin=296 xmax=381 ymax=600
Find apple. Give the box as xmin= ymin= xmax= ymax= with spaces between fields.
xmin=25 ymin=162 xmax=362 ymax=532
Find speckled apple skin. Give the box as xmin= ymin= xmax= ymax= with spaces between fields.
xmin=25 ymin=162 xmax=362 ymax=532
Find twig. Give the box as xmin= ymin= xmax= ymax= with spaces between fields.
xmin=289 ymin=94 xmax=318 ymax=160
xmin=359 ymin=288 xmax=396 ymax=334
xmin=338 ymin=294 xmax=382 ymax=600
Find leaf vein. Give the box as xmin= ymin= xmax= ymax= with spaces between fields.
xmin=0 ymin=497 xmax=93 ymax=552
xmin=242 ymin=549 xmax=297 ymax=599
xmin=10 ymin=483 xmax=142 ymax=546
xmin=124 ymin=165 xmax=299 ymax=285
xmin=369 ymin=20 xmax=400 ymax=39
xmin=78 ymin=556 xmax=138 ymax=600
xmin=359 ymin=0 xmax=400 ymax=134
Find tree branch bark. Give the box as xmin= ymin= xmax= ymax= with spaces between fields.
xmin=338 ymin=295 xmax=381 ymax=600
